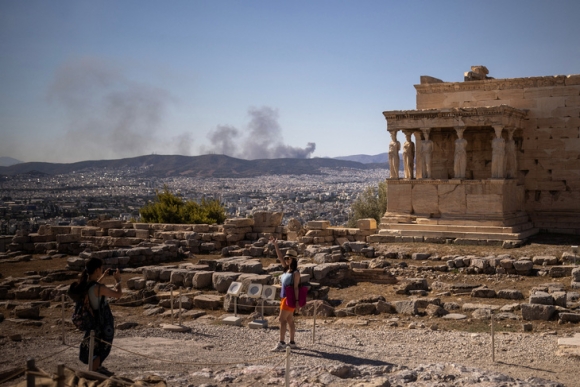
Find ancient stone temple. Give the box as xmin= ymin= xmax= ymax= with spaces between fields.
xmin=376 ymin=66 xmax=580 ymax=244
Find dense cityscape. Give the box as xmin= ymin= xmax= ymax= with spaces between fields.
xmin=0 ymin=167 xmax=387 ymax=235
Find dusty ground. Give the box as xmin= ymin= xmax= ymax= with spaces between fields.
xmin=1 ymin=233 xmax=580 ymax=386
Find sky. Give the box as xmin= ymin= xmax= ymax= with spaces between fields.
xmin=1 ymin=1 xmax=580 ymax=164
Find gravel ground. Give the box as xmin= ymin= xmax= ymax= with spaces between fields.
xmin=1 ymin=314 xmax=577 ymax=386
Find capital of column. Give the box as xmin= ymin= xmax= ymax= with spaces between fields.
xmin=492 ymin=125 xmax=504 ymax=138
xmin=454 ymin=126 xmax=466 ymax=137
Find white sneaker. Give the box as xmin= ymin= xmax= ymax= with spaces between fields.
xmin=287 ymin=342 xmax=298 ymax=349
xmin=271 ymin=342 xmax=286 ymax=352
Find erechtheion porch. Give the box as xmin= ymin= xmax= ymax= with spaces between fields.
xmin=378 ymin=105 xmax=538 ymax=243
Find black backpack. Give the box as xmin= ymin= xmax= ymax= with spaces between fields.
xmin=68 ymin=281 xmax=98 ymax=331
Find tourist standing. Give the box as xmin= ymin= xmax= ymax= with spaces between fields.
xmin=75 ymin=257 xmax=123 ymax=375
xmin=270 ymin=237 xmax=301 ymax=351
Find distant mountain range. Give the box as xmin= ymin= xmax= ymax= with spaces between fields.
xmin=0 ymin=154 xmax=390 ymax=178
xmin=0 ymin=157 xmax=22 ymax=167
xmin=334 ymin=152 xmax=389 ymax=164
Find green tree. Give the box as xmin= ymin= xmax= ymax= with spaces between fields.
xmin=347 ymin=180 xmax=387 ymax=227
xmin=140 ymin=186 xmax=227 ymax=224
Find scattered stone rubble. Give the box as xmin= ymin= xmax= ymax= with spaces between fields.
xmin=2 ymin=239 xmax=580 ymax=326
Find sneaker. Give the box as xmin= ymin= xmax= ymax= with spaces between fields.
xmin=96 ymin=366 xmax=114 ymax=377
xmin=288 ymin=341 xmax=298 ymax=349
xmin=271 ymin=342 xmax=286 ymax=352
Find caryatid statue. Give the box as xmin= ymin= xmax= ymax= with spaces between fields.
xmin=491 ymin=126 xmax=506 ymax=178
xmin=453 ymin=128 xmax=467 ymax=179
xmin=388 ymin=130 xmax=400 ymax=179
xmin=421 ymin=129 xmax=433 ymax=179
xmin=505 ymin=129 xmax=517 ymax=179
xmin=414 ymin=131 xmax=423 ymax=178
xmin=402 ymin=131 xmax=414 ymax=179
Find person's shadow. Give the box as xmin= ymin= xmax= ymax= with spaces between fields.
xmin=294 ymin=346 xmax=394 ymax=367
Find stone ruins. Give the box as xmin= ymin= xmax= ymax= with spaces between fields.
xmin=376 ymin=66 xmax=580 ymax=244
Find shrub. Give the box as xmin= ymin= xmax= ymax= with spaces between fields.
xmin=140 ymin=186 xmax=227 ymax=224
xmin=347 ymin=180 xmax=387 ymax=227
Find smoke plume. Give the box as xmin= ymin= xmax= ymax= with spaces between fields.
xmin=204 ymin=106 xmax=316 ymax=159
xmin=46 ymin=56 xmax=191 ymax=161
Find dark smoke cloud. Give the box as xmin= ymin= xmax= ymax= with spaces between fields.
xmin=204 ymin=125 xmax=240 ymax=156
xmin=46 ymin=56 xmax=190 ymax=161
xmin=204 ymin=106 xmax=316 ymax=159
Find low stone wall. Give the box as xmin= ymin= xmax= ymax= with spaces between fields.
xmin=4 ymin=214 xmax=381 ymax=257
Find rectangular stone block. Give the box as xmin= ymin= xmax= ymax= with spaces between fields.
xmin=356 ymin=218 xmax=377 ymax=230
xmin=56 ymin=234 xmax=80 ymax=243
xmin=386 ymin=182 xmax=412 ymax=214
xmin=412 ymin=184 xmax=439 ymax=215
xmin=497 ymin=89 xmax=524 ymax=101
xmin=438 ymin=183 xmax=466 ymax=215
xmin=224 ymin=218 xmax=254 ymax=227
xmin=307 ymin=221 xmax=330 ymax=230
xmin=466 ymin=194 xmax=503 ymax=215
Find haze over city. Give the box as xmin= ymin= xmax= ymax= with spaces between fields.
xmin=1 ymin=0 xmax=579 ymax=164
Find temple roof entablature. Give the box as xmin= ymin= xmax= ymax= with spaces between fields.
xmin=382 ymin=105 xmax=527 ymax=132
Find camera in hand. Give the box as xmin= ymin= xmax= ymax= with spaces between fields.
xmin=107 ymin=268 xmax=115 ymax=276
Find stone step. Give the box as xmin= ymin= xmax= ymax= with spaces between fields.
xmin=379 ymin=222 xmax=534 ymax=234
xmin=413 ymin=214 xmax=530 ymax=227
xmin=377 ymin=227 xmax=538 ymax=241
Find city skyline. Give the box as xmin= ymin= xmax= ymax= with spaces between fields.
xmin=1 ymin=1 xmax=580 ymax=163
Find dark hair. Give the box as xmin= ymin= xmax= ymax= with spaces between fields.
xmin=287 ymin=257 xmax=298 ymax=272
xmin=69 ymin=258 xmax=103 ymax=302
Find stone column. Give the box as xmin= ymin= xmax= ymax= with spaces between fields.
xmin=453 ymin=127 xmax=467 ymax=179
xmin=491 ymin=125 xmax=506 ymax=179
xmin=421 ymin=128 xmax=433 ymax=179
xmin=505 ymin=128 xmax=517 ymax=179
xmin=402 ymin=131 xmax=415 ymax=179
xmin=388 ymin=130 xmax=400 ymax=179
xmin=414 ymin=131 xmax=423 ymax=179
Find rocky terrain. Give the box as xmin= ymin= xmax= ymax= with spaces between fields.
xmin=1 ymin=234 xmax=580 ymax=386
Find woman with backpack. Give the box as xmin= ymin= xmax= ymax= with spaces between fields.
xmin=270 ymin=237 xmax=301 ymax=351
xmin=71 ymin=257 xmax=123 ymax=375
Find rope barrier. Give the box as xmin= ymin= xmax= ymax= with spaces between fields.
xmin=93 ymin=336 xmax=284 ymax=366
xmin=0 ymin=367 xmax=26 ymax=385
xmin=37 ymin=342 xmax=79 ymax=363
xmin=107 ymin=293 xmax=160 ymax=306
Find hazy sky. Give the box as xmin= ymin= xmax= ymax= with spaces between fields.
xmin=1 ymin=1 xmax=579 ymax=163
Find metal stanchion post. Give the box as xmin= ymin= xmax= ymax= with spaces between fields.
xmin=26 ymin=358 xmax=35 ymax=387
xmin=170 ymin=289 xmax=174 ymax=324
xmin=178 ymin=290 xmax=182 ymax=326
xmin=572 ymin=246 xmax=578 ymax=265
xmin=234 ymin=296 xmax=238 ymax=317
xmin=261 ymin=299 xmax=265 ymax=319
xmin=88 ymin=330 xmax=95 ymax=371
xmin=285 ymin=346 xmax=291 ymax=387
xmin=491 ymin=309 xmax=495 ymax=362
xmin=61 ymin=294 xmax=66 ymax=345
xmin=312 ymin=303 xmax=317 ymax=344
xmin=57 ymin=364 xmax=65 ymax=387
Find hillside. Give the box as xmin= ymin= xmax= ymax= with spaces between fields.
xmin=0 ymin=154 xmax=389 ymax=178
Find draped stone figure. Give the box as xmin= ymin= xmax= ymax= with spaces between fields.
xmin=414 ymin=131 xmax=423 ymax=178
xmin=422 ymin=132 xmax=433 ymax=179
xmin=453 ymin=128 xmax=467 ymax=179
xmin=402 ymin=132 xmax=415 ymax=179
xmin=388 ymin=131 xmax=400 ymax=179
xmin=491 ymin=127 xmax=506 ymax=178
xmin=505 ymin=131 xmax=517 ymax=179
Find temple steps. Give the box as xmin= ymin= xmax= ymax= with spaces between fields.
xmin=377 ymin=225 xmax=538 ymax=241
xmin=379 ymin=221 xmax=535 ymax=234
